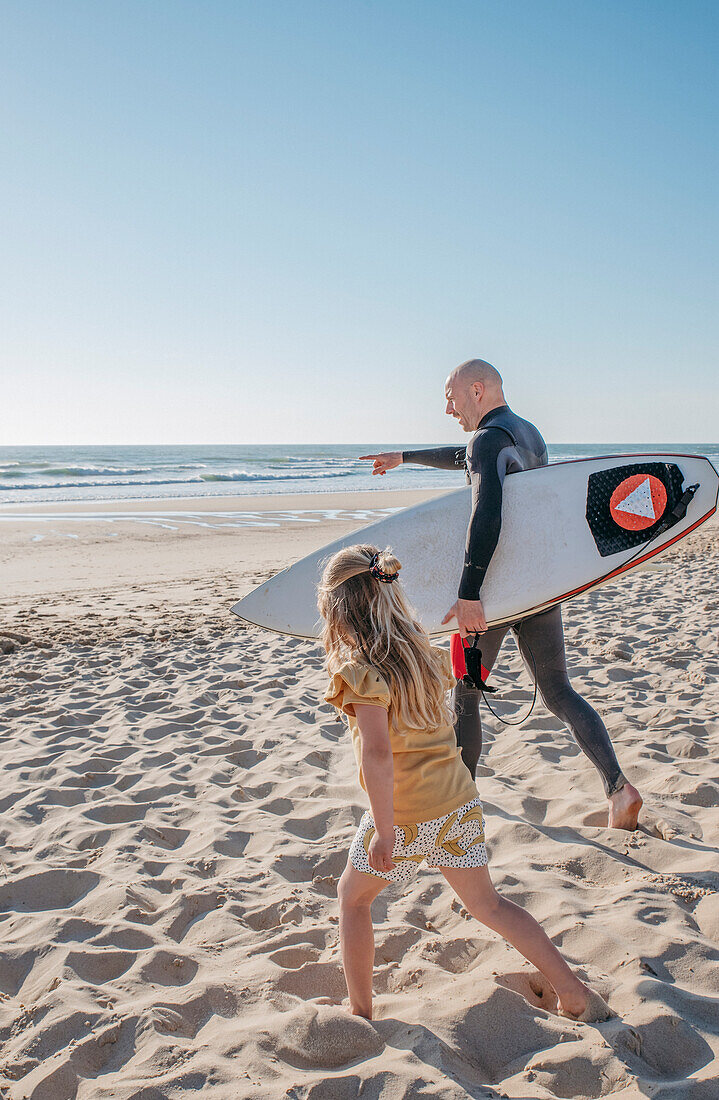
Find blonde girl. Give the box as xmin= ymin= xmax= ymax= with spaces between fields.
xmin=319 ymin=544 xmax=609 ymax=1023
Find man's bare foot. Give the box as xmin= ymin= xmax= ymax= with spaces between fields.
xmin=608 ymin=782 xmax=642 ymax=830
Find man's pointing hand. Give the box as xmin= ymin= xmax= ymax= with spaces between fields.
xmin=442 ymin=598 xmax=488 ymax=638
xmin=359 ymin=451 xmax=403 ymax=476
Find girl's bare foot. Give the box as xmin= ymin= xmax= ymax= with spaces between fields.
xmin=558 ymin=986 xmax=613 ymax=1023
xmin=608 ymin=782 xmax=642 ymax=830
xmin=557 ymin=983 xmax=588 ymax=1018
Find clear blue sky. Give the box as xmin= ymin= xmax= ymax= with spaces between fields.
xmin=2 ymin=1 xmax=717 ymax=445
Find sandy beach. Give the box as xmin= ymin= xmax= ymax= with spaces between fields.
xmin=1 ymin=489 xmax=717 ymax=1100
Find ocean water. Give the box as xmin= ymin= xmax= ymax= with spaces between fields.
xmin=1 ymin=443 xmax=717 ymax=506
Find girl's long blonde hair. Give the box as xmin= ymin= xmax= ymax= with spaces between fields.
xmin=317 ymin=544 xmax=454 ymax=731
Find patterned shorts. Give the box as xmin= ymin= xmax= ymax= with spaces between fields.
xmin=349 ymin=797 xmax=488 ymax=884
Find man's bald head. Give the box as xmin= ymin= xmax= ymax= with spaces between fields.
xmin=445 ymin=358 xmax=507 ymax=432
xmin=450 ymin=358 xmax=503 ymax=392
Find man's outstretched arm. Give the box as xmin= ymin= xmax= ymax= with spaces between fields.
xmin=402 ymin=446 xmax=467 ymax=470
xmin=360 ymin=446 xmax=466 ymax=475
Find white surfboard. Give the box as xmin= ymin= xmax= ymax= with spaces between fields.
xmin=231 ymin=454 xmax=718 ymax=639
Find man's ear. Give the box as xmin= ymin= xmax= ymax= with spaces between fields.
xmin=472 ymin=382 xmax=484 ymax=399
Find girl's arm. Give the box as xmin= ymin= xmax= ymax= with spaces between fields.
xmin=354 ymin=702 xmax=395 ymax=872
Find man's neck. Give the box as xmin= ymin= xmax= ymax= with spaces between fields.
xmin=473 ymin=400 xmax=508 ymax=431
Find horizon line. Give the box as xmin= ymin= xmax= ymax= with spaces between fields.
xmin=2 ymin=440 xmax=718 ymax=449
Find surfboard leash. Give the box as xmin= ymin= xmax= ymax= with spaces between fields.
xmin=463 ymin=629 xmax=539 ymax=726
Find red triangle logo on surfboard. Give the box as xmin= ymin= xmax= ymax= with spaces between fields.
xmin=609 ymin=473 xmax=668 ymax=531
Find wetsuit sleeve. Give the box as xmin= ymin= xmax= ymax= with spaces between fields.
xmin=458 ymin=429 xmax=510 ymax=601
xmin=401 ymin=445 xmax=466 ymax=470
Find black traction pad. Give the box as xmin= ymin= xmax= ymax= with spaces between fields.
xmin=585 ymin=462 xmax=685 ymax=557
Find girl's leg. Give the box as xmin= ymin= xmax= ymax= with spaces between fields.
xmin=337 ymin=863 xmax=389 ymax=1019
xmin=442 ymin=864 xmax=589 ymax=1016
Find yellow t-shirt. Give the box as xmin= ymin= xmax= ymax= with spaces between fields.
xmin=324 ymin=646 xmax=478 ymax=825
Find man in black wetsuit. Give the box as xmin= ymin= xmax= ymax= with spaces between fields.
xmin=361 ymin=358 xmax=643 ymax=830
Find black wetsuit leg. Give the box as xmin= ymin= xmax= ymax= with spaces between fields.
xmin=453 ymin=606 xmax=627 ymax=795
xmin=453 ymin=624 xmax=508 ymax=778
xmin=512 ymin=606 xmax=626 ymax=797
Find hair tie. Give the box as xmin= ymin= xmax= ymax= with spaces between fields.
xmin=369 ymin=552 xmax=399 ymax=584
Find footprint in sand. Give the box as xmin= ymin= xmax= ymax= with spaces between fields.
xmin=139 ymin=948 xmax=199 ymax=986
xmin=67 ymin=1016 xmax=134 ymax=1079
xmin=141 ymin=824 xmax=190 ymax=850
xmin=149 ymin=1005 xmax=192 ymax=1036
xmin=272 ymin=854 xmax=317 ymax=884
xmin=39 ymin=787 xmax=86 ymax=808
xmin=75 ymin=829 xmax=112 ymax=851
xmin=268 ymin=945 xmax=322 ymax=968
xmin=0 ymin=869 xmax=100 ymax=913
xmin=92 ymin=927 xmax=156 ymax=950
xmin=419 ymin=936 xmax=483 ymax=974
xmin=303 ymin=749 xmax=331 ymax=770
xmin=0 ymin=791 xmax=25 ymax=813
xmin=115 ymin=772 xmax=143 ymax=792
xmin=319 ymin=722 xmax=343 ymax=742
xmin=622 ymin=1008 xmax=714 ymax=1077
xmin=84 ymin=802 xmax=149 ymax=824
xmin=375 ymin=928 xmax=422 ymax=965
xmin=64 ymin=948 xmax=137 ymax=984
xmin=0 ymin=949 xmax=37 ymax=996
xmin=248 ymin=926 xmax=329 ymax=957
xmin=124 ymin=886 xmax=164 ymax=927
xmin=451 ymin=985 xmax=559 ymax=1080
xmin=273 ymin=960 xmax=347 ymax=1000
xmin=198 ymin=736 xmax=252 ymax=757
xmin=495 ymin=969 xmax=559 ymax=1013
xmin=227 ymin=747 xmax=267 ymax=768
xmin=243 ymin=900 xmax=299 ymax=932
xmin=262 ymin=797 xmax=295 ymax=815
xmin=678 ymin=782 xmax=719 ymax=808
xmin=241 ymin=781 xmax=274 ymax=799
xmin=61 ymin=770 xmax=116 ymax=789
xmin=129 ymin=782 xmax=189 ymax=804
xmin=311 ymin=873 xmax=339 ymax=897
xmin=214 ymin=831 xmax=251 ymax=857
xmin=166 ymin=891 xmax=226 ymax=943
xmin=581 ymin=809 xmax=609 ymax=828
xmin=525 ymin=1043 xmax=614 ymax=1099
xmin=56 ymin=917 xmax=104 ymax=944
xmin=146 ymin=875 xmax=179 ymax=894
xmin=140 ymin=858 xmax=170 ymax=877
xmin=283 ymin=809 xmax=335 ymax=841
xmin=668 ymin=736 xmax=709 ymax=759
